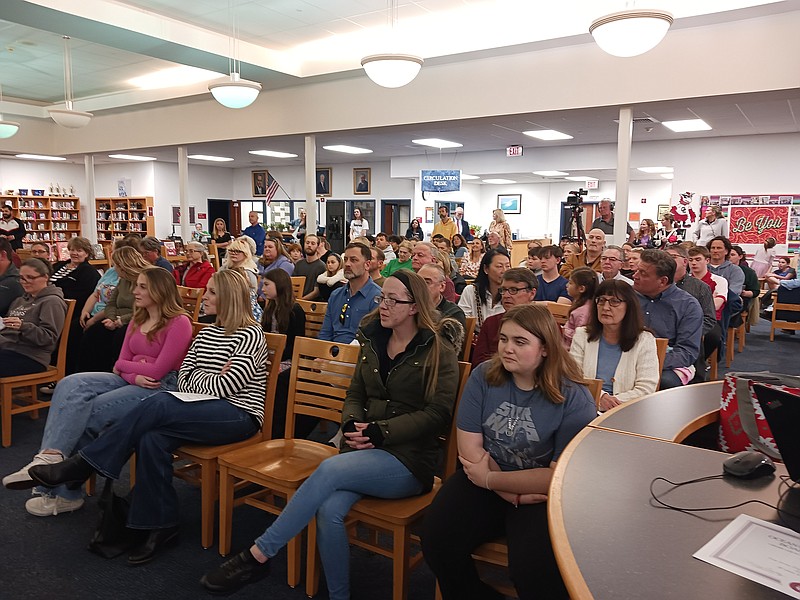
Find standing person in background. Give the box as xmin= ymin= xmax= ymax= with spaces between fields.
xmin=634 ymin=219 xmax=656 ymax=249
xmin=487 ymin=209 xmax=513 ymax=250
xmin=243 ymin=211 xmax=267 ymax=257
xmin=751 ymin=237 xmax=777 ymax=278
xmin=1 ymin=204 xmax=26 ymax=250
xmin=707 ymin=236 xmax=744 ymax=357
xmin=405 ymin=218 xmax=424 ymax=242
xmin=211 ymin=218 xmax=232 ymax=260
xmin=693 ymin=205 xmax=728 ymax=247
xmin=562 ymin=267 xmax=598 ymax=350
xmin=433 ymin=205 xmax=457 ymax=241
xmin=653 ymin=213 xmax=685 ymax=247
xmin=590 ymin=199 xmax=634 ymax=243
xmin=293 ymin=234 xmax=327 ymax=299
xmin=291 ymin=208 xmax=308 ymax=244
xmin=349 ymin=207 xmax=369 ymax=241
xmin=0 ymin=238 xmax=22 ymax=316
xmin=140 ymin=236 xmax=174 ymax=273
xmin=453 ymin=206 xmax=472 ymax=241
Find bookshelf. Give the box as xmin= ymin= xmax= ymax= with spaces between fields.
xmin=95 ymin=196 xmax=155 ymax=241
xmin=1 ymin=195 xmax=81 ymax=243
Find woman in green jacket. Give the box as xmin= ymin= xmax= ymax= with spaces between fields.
xmin=202 ymin=269 xmax=460 ymax=599
xmin=380 ymin=240 xmax=414 ymax=277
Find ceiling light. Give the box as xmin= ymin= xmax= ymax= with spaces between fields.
xmin=129 ymin=66 xmax=221 ymax=90
xmin=637 ymin=166 xmax=674 ymax=174
xmin=49 ymin=36 xmax=93 ymax=128
xmin=209 ymin=3 xmax=262 ymax=109
xmin=565 ymin=176 xmax=598 ymax=182
xmin=482 ymin=179 xmax=516 ymax=184
xmin=188 ymin=154 xmax=234 ymax=162
xmin=15 ymin=154 xmax=66 ymax=161
xmin=661 ymin=173 xmax=675 ymax=179
xmin=362 ymin=54 xmax=423 ymax=88
xmin=0 ymin=83 xmax=20 ymax=139
xmin=108 ymin=154 xmax=157 ymax=161
xmin=524 ymin=130 xmax=573 ymax=141
xmin=249 ymin=150 xmax=299 ymax=159
xmin=534 ymin=170 xmax=569 ymax=177
xmin=461 ymin=174 xmax=480 ymax=180
xmin=661 ymin=119 xmax=712 ymax=132
xmin=590 ymin=9 xmax=673 ymax=58
xmin=412 ymin=138 xmax=463 ymax=149
xmin=322 ymin=145 xmax=373 ymax=154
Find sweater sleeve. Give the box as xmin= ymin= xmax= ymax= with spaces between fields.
xmin=568 ymin=327 xmax=591 ymax=378
xmin=614 ymin=333 xmax=659 ymax=403
xmin=116 ymin=316 xmax=193 ymax=384
xmin=19 ymin=296 xmax=66 ymax=349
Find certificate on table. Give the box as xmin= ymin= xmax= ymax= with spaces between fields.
xmin=694 ymin=514 xmax=800 ymax=598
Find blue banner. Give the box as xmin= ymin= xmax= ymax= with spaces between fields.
xmin=421 ymin=170 xmax=461 ymax=192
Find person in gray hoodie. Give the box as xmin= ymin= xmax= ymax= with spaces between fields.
xmin=0 ymin=258 xmax=67 ymax=376
xmin=0 ymin=238 xmax=23 ymax=316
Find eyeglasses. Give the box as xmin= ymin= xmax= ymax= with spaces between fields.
xmin=228 ymin=249 xmax=243 ymax=255
xmin=600 ymin=256 xmax=622 ymax=262
xmin=20 ymin=274 xmax=46 ymax=282
xmin=374 ymin=295 xmax=415 ymax=308
xmin=339 ymin=303 xmax=349 ymax=324
xmin=499 ymin=286 xmax=531 ymax=296
xmin=595 ymin=297 xmax=624 ymax=307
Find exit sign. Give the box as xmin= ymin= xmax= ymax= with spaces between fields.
xmin=506 ymin=145 xmax=523 ymax=157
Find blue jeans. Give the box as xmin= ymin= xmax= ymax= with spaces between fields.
xmin=80 ymin=393 xmax=258 ymax=528
xmin=35 ymin=372 xmax=176 ymax=501
xmin=254 ymin=450 xmax=422 ymax=600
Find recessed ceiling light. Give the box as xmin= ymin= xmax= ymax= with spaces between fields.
xmin=412 ymin=138 xmax=463 ymax=149
xmin=661 ymin=173 xmax=675 ymax=179
xmin=188 ymin=154 xmax=234 ymax=162
xmin=460 ymin=174 xmax=480 ymax=180
xmin=15 ymin=154 xmax=66 ymax=161
xmin=482 ymin=178 xmax=517 ymax=184
xmin=565 ymin=176 xmax=598 ymax=182
xmin=661 ymin=119 xmax=711 ymax=132
xmin=322 ymin=145 xmax=373 ymax=154
xmin=523 ymin=130 xmax=573 ymax=141
xmin=249 ymin=150 xmax=298 ymax=159
xmin=533 ymin=170 xmax=569 ymax=177
xmin=108 ymin=154 xmax=157 ymax=161
xmin=637 ymin=166 xmax=674 ymax=174
xmin=128 ymin=66 xmax=222 ymax=90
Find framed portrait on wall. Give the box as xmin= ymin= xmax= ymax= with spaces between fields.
xmin=425 ymin=207 xmax=434 ymax=223
xmin=497 ymin=193 xmax=521 ymax=214
xmin=252 ymin=170 xmax=268 ymax=197
xmin=316 ymin=167 xmax=332 ymax=197
xmin=657 ymin=204 xmax=671 ymax=220
xmin=353 ymin=168 xmax=371 ymax=195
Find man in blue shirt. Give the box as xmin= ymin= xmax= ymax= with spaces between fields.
xmin=243 ymin=211 xmax=267 ymax=257
xmin=319 ymin=243 xmax=381 ymax=343
xmin=633 ymin=249 xmax=703 ymax=390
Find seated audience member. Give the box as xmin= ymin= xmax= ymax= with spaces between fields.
xmin=221 ymin=237 xmax=259 ymax=290
xmin=418 ymin=263 xmax=466 ymax=331
xmin=561 ymin=243 xmax=578 ymax=267
xmin=625 ymin=247 xmax=642 ymax=278
xmin=0 ymin=258 xmax=67 ymax=377
xmin=707 ymin=235 xmax=744 ymax=330
xmin=29 ymin=241 xmax=51 ymax=260
xmin=729 ymin=245 xmax=760 ymax=314
xmin=434 ymin=237 xmax=459 ymax=273
xmin=486 ymin=231 xmax=509 ymax=256
xmin=562 ymin=267 xmax=598 ymax=350
xmin=4 ymin=267 xmax=192 ymax=516
xmin=387 ymin=235 xmax=402 ymax=254
xmin=560 ymin=229 xmax=605 ymax=277
xmin=422 ymin=303 xmax=596 ymax=600
xmin=293 ymin=234 xmax=327 ymax=299
xmin=522 ymin=246 xmax=543 ymax=277
xmin=413 ymin=242 xmax=458 ymax=302
xmin=172 ymin=241 xmax=215 ymax=290
xmin=599 ymin=245 xmax=633 ymax=285
xmin=375 ymin=232 xmax=396 ymax=262
xmin=633 ymin=250 xmax=703 ymax=389
xmin=460 ymin=239 xmax=486 ymax=279
xmin=405 ymin=218 xmax=425 ymax=241
xmin=458 ymin=249 xmax=510 ymax=335
xmin=381 ymin=241 xmax=413 ymax=277
xmin=51 ymin=237 xmax=101 ymax=326
xmin=29 ymin=270 xmax=267 ymax=565
xmin=688 ymin=246 xmax=727 ymax=321
xmin=0 ymin=237 xmax=22 ymax=316
xmin=451 ymin=234 xmax=469 ymax=259
xmin=666 ymin=245 xmax=720 ymax=367
xmin=257 ymin=237 xmax=294 ymax=299
xmin=140 ymin=236 xmax=174 ymax=272
xmin=570 ymin=280 xmax=658 ymax=412
xmin=369 ymin=247 xmax=386 ymax=287
xmin=472 ymin=268 xmax=537 ymax=367
xmin=286 ymin=243 xmax=303 ymax=264
xmin=201 ymin=270 xmax=459 ymax=598
xmin=518 ymin=240 xmax=543 ymax=267
xmin=319 ymin=243 xmax=381 ymax=344
xmin=535 ymin=246 xmax=570 ymax=303
xmin=765 ymin=256 xmax=796 ymax=290
xmin=315 ymin=253 xmax=347 ymax=302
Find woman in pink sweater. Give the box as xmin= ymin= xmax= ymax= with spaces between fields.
xmin=3 ymin=266 xmax=193 ymax=517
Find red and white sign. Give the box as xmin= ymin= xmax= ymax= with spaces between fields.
xmin=729 ymin=205 xmax=789 ymax=245
xmin=506 ymin=145 xmax=523 ymax=157
xmin=586 ymin=180 xmax=599 ymax=190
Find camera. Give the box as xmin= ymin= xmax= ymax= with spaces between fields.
xmin=566 ymin=188 xmax=588 ymax=206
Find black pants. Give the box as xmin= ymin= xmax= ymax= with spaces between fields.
xmin=421 ymin=469 xmax=568 ymax=600
xmin=77 ymin=321 xmax=128 ymax=373
xmin=270 ymin=369 xmax=321 ymax=440
xmin=0 ymin=349 xmax=46 ymax=377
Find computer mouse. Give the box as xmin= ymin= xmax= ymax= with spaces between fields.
xmin=723 ymin=450 xmax=776 ymax=479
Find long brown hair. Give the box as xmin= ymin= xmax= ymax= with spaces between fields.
xmin=585 ymin=279 xmax=646 ymax=352
xmin=259 ymin=236 xmax=291 ymax=266
xmin=485 ymin=304 xmax=583 ymax=404
xmin=131 ymin=266 xmax=187 ymax=341
xmin=568 ymin=267 xmax=597 ymax=316
xmin=261 ymin=269 xmax=295 ymax=334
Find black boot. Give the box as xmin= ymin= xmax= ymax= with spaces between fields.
xmin=29 ymin=454 xmax=93 ymax=488
xmin=127 ymin=526 xmax=180 ymax=565
xmin=200 ymin=549 xmax=271 ymax=595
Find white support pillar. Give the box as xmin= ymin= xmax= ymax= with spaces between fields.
xmin=614 ymin=106 xmax=633 ymax=246
xmin=304 ymin=134 xmax=317 ymax=234
xmin=83 ymin=155 xmax=97 ymax=243
xmin=178 ymin=146 xmax=190 ymax=241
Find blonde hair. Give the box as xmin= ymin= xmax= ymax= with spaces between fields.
xmin=223 ymin=237 xmax=257 ymax=272
xmin=493 ymin=208 xmax=506 ymax=223
xmin=211 ymin=270 xmax=257 ymax=334
xmin=131 ymin=266 xmax=187 ymax=341
xmin=111 ymin=246 xmax=150 ymax=281
xmin=212 ymin=218 xmax=228 ymax=239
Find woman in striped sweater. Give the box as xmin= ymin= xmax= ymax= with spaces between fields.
xmin=29 ymin=269 xmax=267 ymax=565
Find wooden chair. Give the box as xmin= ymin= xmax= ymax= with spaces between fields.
xmin=1 ymin=299 xmax=76 ymax=447
xmin=207 ymin=240 xmax=220 ymax=271
xmin=177 ymin=285 xmax=204 ymax=321
xmin=583 ymin=378 xmax=603 ymax=407
xmin=217 ymin=338 xmax=360 ymax=589
xmin=297 ymin=299 xmax=327 ymax=338
xmin=770 ymin=298 xmax=800 ymax=341
xmin=707 ymin=348 xmax=719 ymax=381
xmin=542 ymin=301 xmax=569 ymax=326
xmin=655 ymin=337 xmax=669 ymax=391
xmin=192 ymin=320 xmax=209 ymax=337
xmin=462 ymin=316 xmax=476 ymax=361
xmin=307 ymin=362 xmax=473 ymax=600
xmin=172 ymin=333 xmax=286 ymax=549
xmin=291 ymin=276 xmax=306 ymax=299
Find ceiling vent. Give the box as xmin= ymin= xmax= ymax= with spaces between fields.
xmin=614 ymin=116 xmax=660 ymax=125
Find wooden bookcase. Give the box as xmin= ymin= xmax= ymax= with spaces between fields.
xmin=1 ymin=195 xmax=81 ymax=243
xmin=95 ymin=196 xmax=155 ymax=241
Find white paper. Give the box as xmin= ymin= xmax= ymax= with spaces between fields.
xmin=694 ymin=514 xmax=800 ymax=598
xmin=167 ymin=392 xmax=218 ymax=403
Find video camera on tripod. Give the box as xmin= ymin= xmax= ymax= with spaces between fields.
xmin=565 ymin=188 xmax=588 ymax=244
xmin=566 ymin=188 xmax=588 ymax=207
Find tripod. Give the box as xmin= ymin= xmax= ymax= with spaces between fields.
xmin=566 ymin=204 xmax=586 ymax=246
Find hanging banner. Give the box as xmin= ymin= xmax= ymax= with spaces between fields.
xmin=421 ymin=170 xmax=461 ymax=192
xmin=728 ymin=205 xmax=789 ymax=245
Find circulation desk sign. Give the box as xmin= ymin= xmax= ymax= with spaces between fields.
xmin=421 ymin=170 xmax=461 ymax=193
xmin=729 ymin=205 xmax=789 ymax=245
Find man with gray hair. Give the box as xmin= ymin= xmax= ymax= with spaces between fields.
xmin=590 ymin=199 xmax=634 ymax=243
xmin=418 ymin=263 xmax=466 ymax=330
xmin=599 ymin=245 xmax=633 ymax=285
xmin=140 ymin=236 xmax=174 ymax=272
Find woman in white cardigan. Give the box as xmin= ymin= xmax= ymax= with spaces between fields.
xmin=570 ymin=280 xmax=658 ymax=412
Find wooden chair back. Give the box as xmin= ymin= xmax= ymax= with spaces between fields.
xmin=192 ymin=320 xmax=209 ymax=338
xmin=177 ymin=285 xmax=203 ymax=321
xmin=543 ymin=301 xmax=569 ymax=326
xmin=461 ymin=317 xmax=476 ymax=361
xmin=770 ymin=301 xmax=800 ymax=341
xmin=583 ymin=378 xmax=603 ymax=407
xmin=297 ymin=299 xmax=327 ymax=338
xmin=207 ymin=240 xmax=220 ymax=271
xmin=655 ymin=337 xmax=669 ymax=390
xmin=291 ymin=276 xmax=306 ymax=299
xmin=261 ymin=333 xmax=288 ymax=441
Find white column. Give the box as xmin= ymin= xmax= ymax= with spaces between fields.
xmin=304 ymin=134 xmax=317 ymax=234
xmin=614 ymin=106 xmax=633 ymax=245
xmin=83 ymin=155 xmax=97 ymax=243
xmin=178 ymin=146 xmax=190 ymax=241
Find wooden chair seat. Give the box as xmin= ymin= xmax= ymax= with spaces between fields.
xmin=221 ymin=439 xmax=338 ymax=486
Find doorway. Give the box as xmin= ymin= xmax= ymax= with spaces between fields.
xmin=380 ymin=199 xmax=411 ymax=237
xmin=207 ymin=199 xmax=242 ymax=237
xmin=325 ymin=201 xmax=346 ymax=254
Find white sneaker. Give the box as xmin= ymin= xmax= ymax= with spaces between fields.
xmin=25 ymin=495 xmax=84 ymax=517
xmin=39 ymin=382 xmax=57 ymax=396
xmin=2 ymin=452 xmax=64 ymax=490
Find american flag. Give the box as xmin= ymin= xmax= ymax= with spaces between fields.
xmin=266 ymin=172 xmax=280 ymax=204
